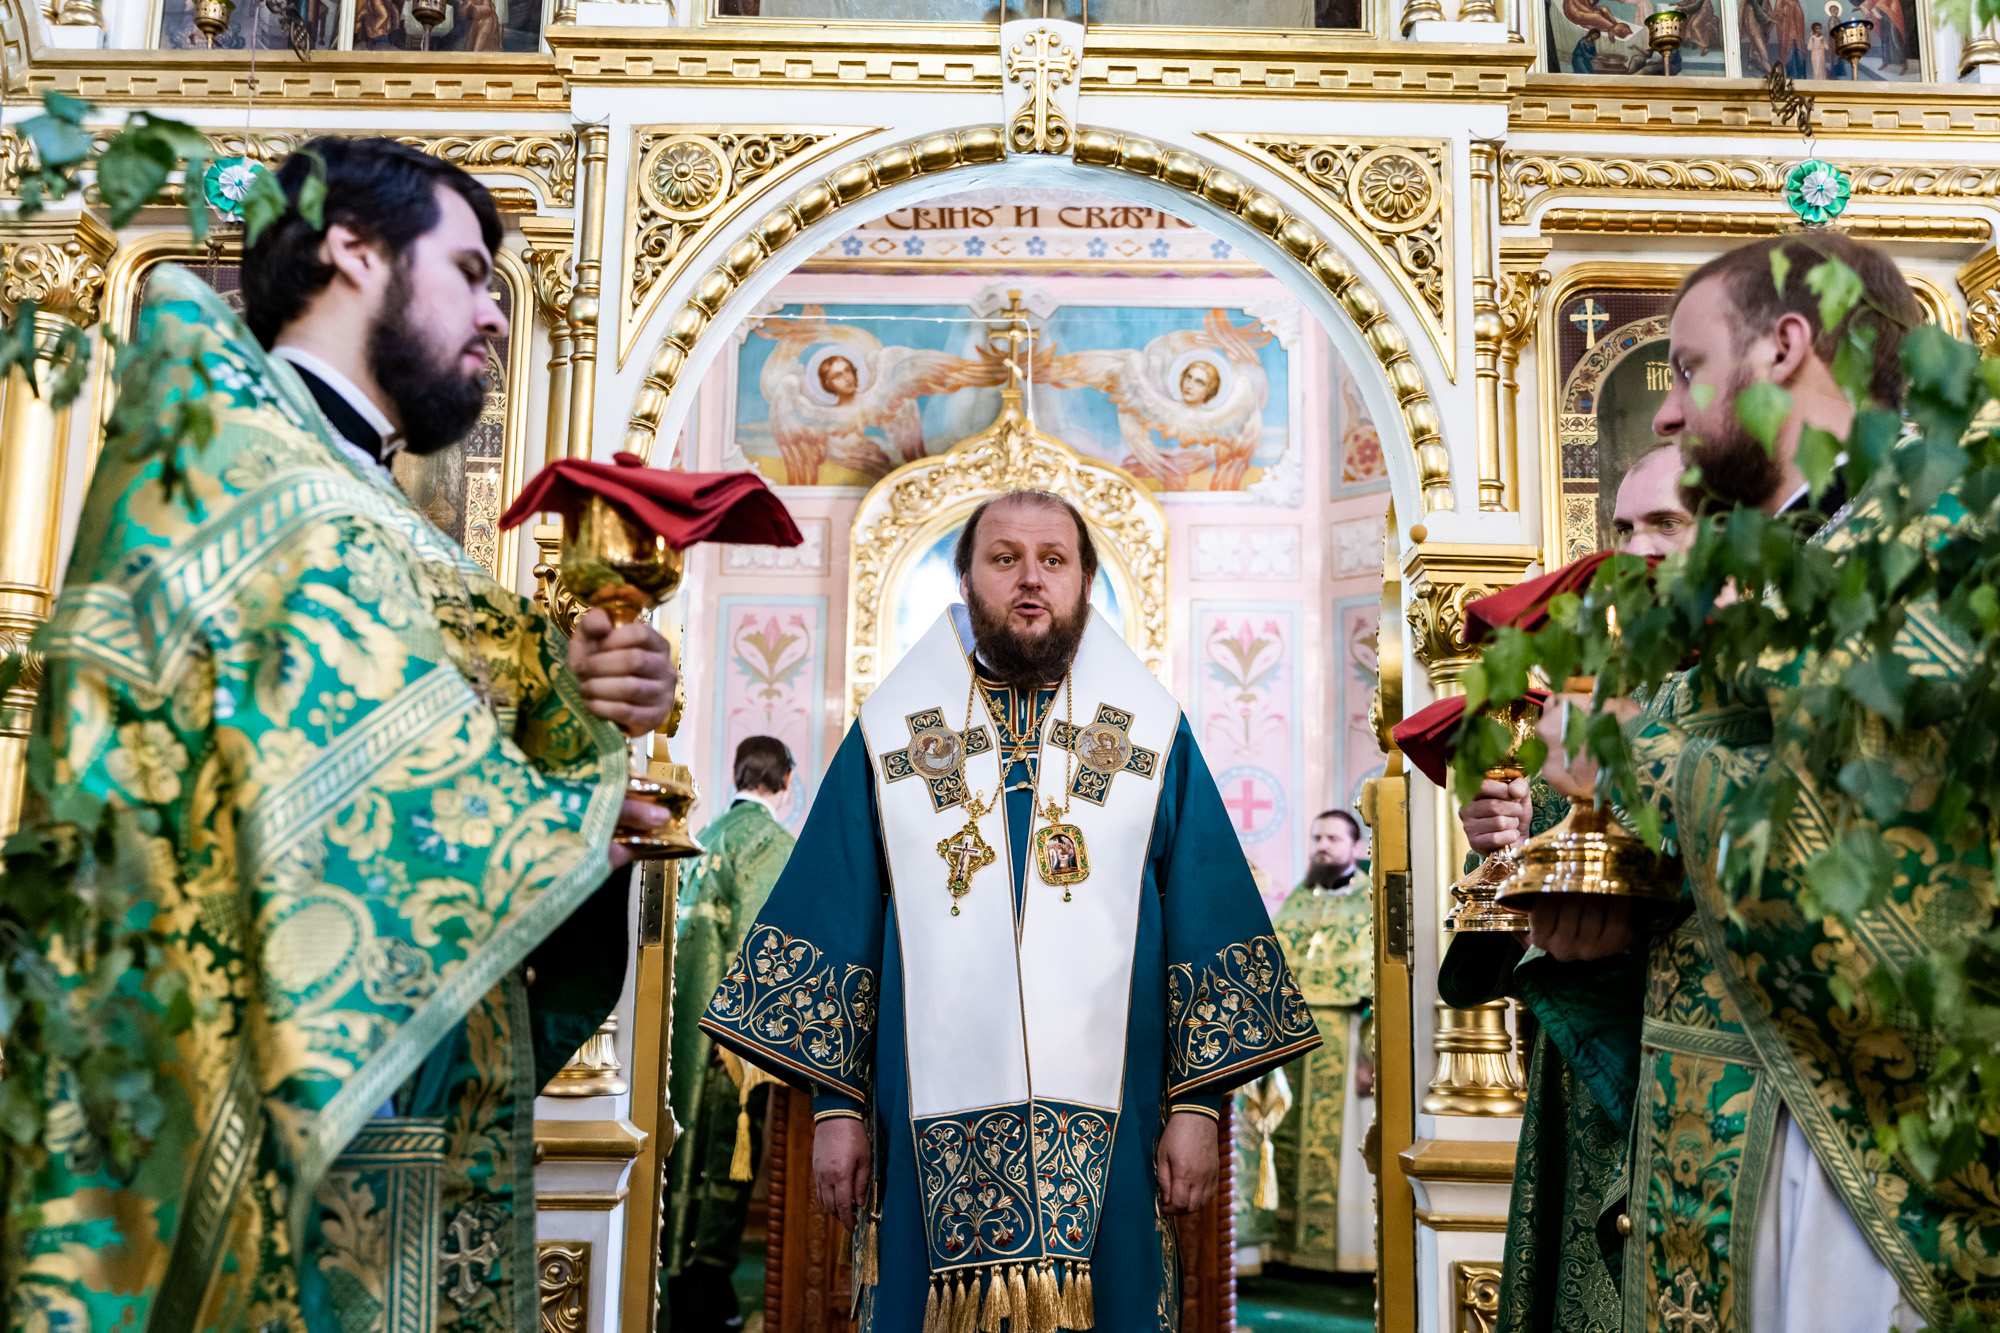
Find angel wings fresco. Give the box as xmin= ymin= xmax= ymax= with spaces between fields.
xmin=1046 ymin=309 xmax=1274 ymax=491
xmin=753 ymin=309 xmax=1012 ymax=485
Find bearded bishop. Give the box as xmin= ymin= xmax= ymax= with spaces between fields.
xmin=702 ymin=489 xmax=1318 ymax=1330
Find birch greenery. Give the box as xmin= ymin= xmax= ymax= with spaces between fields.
xmin=1449 ymin=256 xmax=2000 ymax=1329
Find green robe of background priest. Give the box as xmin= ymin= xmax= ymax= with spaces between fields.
xmin=1438 ymin=442 xmax=1694 ymax=1333
xmin=702 ymin=490 xmax=1319 ymax=1331
xmin=665 ymin=736 xmax=799 ymax=1332
xmin=2 ymin=139 xmax=683 ymax=1333
xmin=1504 ymin=236 xmax=1966 ymax=1333
xmin=1235 ymin=808 xmax=1375 ymax=1274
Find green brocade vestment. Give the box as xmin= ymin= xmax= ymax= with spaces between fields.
xmin=1438 ymin=778 xmax=1642 ymax=1333
xmin=6 ymin=269 xmax=627 ymax=1333
xmin=664 ymin=798 xmax=795 ymax=1280
xmin=1236 ymin=872 xmax=1372 ymax=1271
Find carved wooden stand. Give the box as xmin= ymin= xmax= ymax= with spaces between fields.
xmin=761 ymin=1088 xmax=1238 ymax=1332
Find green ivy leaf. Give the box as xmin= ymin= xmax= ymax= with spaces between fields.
xmin=1797 ymin=425 xmax=1842 ymax=500
xmin=1690 ymin=383 xmax=1716 ymax=411
xmin=1769 ymin=249 xmax=1792 ymax=296
xmin=1805 ymin=258 xmax=1864 ymax=332
xmin=1734 ymin=380 xmax=1793 ymax=452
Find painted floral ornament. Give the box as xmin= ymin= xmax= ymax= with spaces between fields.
xmin=1785 ymin=158 xmax=1851 ymax=227
xmin=203 ymin=156 xmax=265 ymax=222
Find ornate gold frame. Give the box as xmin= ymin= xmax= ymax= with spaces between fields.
xmin=91 ymin=230 xmax=537 ymax=587
xmin=1535 ymin=259 xmax=1966 ymax=561
xmin=843 ymin=385 xmax=1169 ymax=719
xmin=1534 ymin=262 xmax=1685 ymax=566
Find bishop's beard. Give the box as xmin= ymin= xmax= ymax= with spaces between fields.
xmin=967 ymin=584 xmax=1090 ymax=689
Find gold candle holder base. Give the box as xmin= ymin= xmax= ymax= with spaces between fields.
xmin=1444 ymin=844 xmax=1533 ymax=933
xmin=1420 ymin=999 xmax=1524 ymax=1117
xmin=1496 ymin=798 xmax=1680 ymax=907
xmin=617 ymin=766 xmax=702 ymax=861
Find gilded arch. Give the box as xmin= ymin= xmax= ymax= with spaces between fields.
xmin=620 ymin=125 xmax=1454 ymax=514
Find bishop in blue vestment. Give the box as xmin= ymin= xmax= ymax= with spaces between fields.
xmin=701 ymin=490 xmax=1318 ymax=1332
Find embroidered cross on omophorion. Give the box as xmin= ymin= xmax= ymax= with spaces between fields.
xmin=1050 ymin=704 xmax=1160 ymax=806
xmin=882 ymin=707 xmax=995 ymax=812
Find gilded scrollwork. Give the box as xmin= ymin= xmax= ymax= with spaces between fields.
xmin=1453 ymin=1261 xmax=1503 ymax=1333
xmin=1 ymin=235 xmax=109 ymax=327
xmin=1958 ymin=246 xmax=2000 ymax=357
xmin=1400 ymin=543 xmax=1540 ymax=690
xmin=536 ymin=1241 xmax=590 ymax=1333
xmin=0 ymin=126 xmax=576 ymax=209
xmin=1496 ymin=265 xmax=1548 ymax=361
xmin=519 ymin=222 xmax=577 ymax=336
xmin=617 ymin=126 xmax=876 ymax=367
xmin=1203 ymin=130 xmax=1457 ymax=400
xmin=1501 ymin=150 xmax=2000 ymax=224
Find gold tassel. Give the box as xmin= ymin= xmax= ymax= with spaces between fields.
xmin=1030 ymin=1259 xmax=1059 ymax=1333
xmin=924 ymin=1278 xmax=944 ymax=1333
xmin=981 ymin=1266 xmax=1010 ymax=1332
xmin=1060 ymin=1261 xmax=1085 ymax=1330
xmin=1008 ymin=1262 xmax=1031 ymax=1327
xmin=729 ymin=1102 xmax=754 ymax=1182
xmin=857 ymin=1210 xmax=879 ymax=1287
xmin=955 ymin=1275 xmax=980 ymax=1333
xmin=1255 ymin=1132 xmax=1280 ymax=1210
xmin=1076 ymin=1263 xmax=1094 ymax=1330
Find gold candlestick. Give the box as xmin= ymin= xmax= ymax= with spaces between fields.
xmin=558 ymin=494 xmax=703 ymax=861
xmin=1831 ymin=14 xmax=1874 ymax=77
xmin=1443 ymin=698 xmax=1537 ymax=934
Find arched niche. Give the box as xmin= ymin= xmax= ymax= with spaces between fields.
xmin=619 ymin=126 xmax=1453 ymax=522
xmin=843 ymin=343 xmax=1169 ymax=720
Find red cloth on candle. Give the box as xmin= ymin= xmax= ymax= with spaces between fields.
xmin=499 ymin=452 xmax=803 ymax=549
xmin=1463 ymin=551 xmax=1662 ymax=644
xmin=1391 ymin=689 xmax=1552 ymax=789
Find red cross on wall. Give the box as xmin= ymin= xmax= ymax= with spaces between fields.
xmin=1223 ymin=778 xmax=1274 ymax=831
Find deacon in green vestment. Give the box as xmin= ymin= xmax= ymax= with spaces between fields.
xmin=1520 ymin=237 xmax=1985 ymax=1332
xmin=702 ymin=490 xmax=1318 ymax=1332
xmin=665 ymin=737 xmax=800 ymax=1331
xmin=2 ymin=140 xmax=684 ymax=1333
xmin=1236 ymin=810 xmax=1375 ymax=1272
xmin=1435 ymin=445 xmax=1696 ymax=1332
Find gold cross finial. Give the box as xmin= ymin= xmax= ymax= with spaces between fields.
xmin=989 ymin=289 xmax=1039 ymax=390
xmin=1006 ymin=26 xmax=1078 ymax=155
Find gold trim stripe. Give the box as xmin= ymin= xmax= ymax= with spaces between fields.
xmin=537 ymin=1188 xmax=632 ymax=1212
xmin=1417 ymin=1209 xmax=1509 ymax=1233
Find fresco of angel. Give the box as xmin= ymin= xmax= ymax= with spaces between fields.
xmin=1046 ymin=309 xmax=1274 ymax=491
xmin=752 ymin=308 xmax=1010 ymax=485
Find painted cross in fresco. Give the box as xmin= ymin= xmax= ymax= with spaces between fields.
xmin=1196 ymin=605 xmax=1301 ymax=897
xmin=718 ymin=598 xmax=827 ymax=833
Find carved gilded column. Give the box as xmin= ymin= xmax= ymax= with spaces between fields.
xmin=1402 ymin=540 xmax=1538 ymax=1115
xmin=1458 ymin=0 xmax=1501 ymax=23
xmin=1959 ymin=246 xmax=2000 ymax=356
xmin=521 ymin=216 xmax=578 ymax=468
xmin=1469 ymin=143 xmax=1505 ymax=511
xmin=0 ymin=214 xmax=113 ymax=831
xmin=1401 ymin=0 xmax=1447 ymax=34
xmin=1497 ymin=239 xmax=1550 ymax=517
xmin=567 ymin=125 xmax=608 ymax=464
xmin=53 ymin=0 xmax=102 ymax=24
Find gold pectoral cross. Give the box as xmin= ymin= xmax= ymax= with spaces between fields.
xmin=937 ymin=793 xmax=996 ymax=916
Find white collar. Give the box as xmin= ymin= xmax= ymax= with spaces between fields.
xmin=272 ymin=345 xmax=403 ymax=460
xmin=735 ymin=789 xmax=781 ymax=816
xmin=1776 ymin=481 xmax=1812 ymax=515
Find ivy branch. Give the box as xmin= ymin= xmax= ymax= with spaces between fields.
xmin=1448 ymin=256 xmax=2000 ymax=1328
